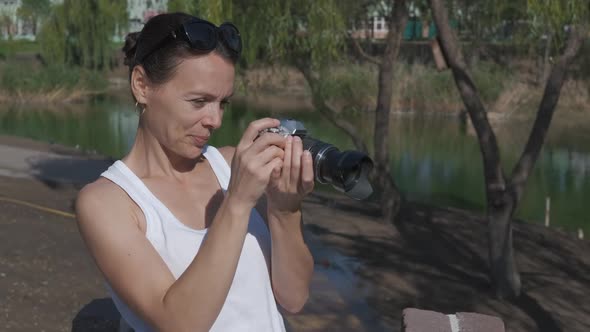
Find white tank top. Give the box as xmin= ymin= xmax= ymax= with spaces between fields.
xmin=100 ymin=145 xmax=286 ymax=332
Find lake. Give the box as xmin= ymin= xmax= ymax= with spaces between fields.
xmin=1 ymin=96 xmax=588 ymax=234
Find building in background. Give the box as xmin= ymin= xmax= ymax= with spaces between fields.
xmin=350 ymin=3 xmax=435 ymax=41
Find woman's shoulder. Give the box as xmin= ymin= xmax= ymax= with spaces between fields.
xmin=77 ymin=177 xmax=123 ymax=207
xmin=75 ymin=177 xmax=139 ymax=229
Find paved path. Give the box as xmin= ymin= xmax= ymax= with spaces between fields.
xmin=0 ymin=143 xmax=112 ymax=184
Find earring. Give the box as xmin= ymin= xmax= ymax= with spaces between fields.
xmin=135 ymin=101 xmax=145 ymax=116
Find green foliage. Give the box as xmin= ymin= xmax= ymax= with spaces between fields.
xmin=17 ymin=0 xmax=51 ymax=34
xmin=167 ymin=0 xmax=198 ymax=14
xmin=0 ymin=9 xmax=14 ymax=40
xmin=0 ymin=40 xmax=39 ymax=59
xmin=196 ymin=0 xmax=232 ymax=24
xmin=471 ymin=61 xmax=512 ymax=102
xmin=319 ymin=63 xmax=377 ymax=111
xmin=38 ymin=4 xmax=67 ymax=64
xmin=404 ymin=64 xmax=459 ymax=103
xmin=38 ymin=0 xmax=127 ymax=70
xmin=0 ymin=61 xmax=107 ymax=93
xmin=441 ymin=0 xmax=529 ymax=41
xmin=305 ymin=60 xmax=511 ymax=112
xmin=195 ymin=0 xmax=346 ymax=73
xmin=527 ymin=0 xmax=589 ymax=52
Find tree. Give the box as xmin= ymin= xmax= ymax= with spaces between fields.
xmin=17 ymin=0 xmax=51 ymax=35
xmin=167 ymin=0 xmax=197 ymax=13
xmin=0 ymin=9 xmax=14 ymax=40
xmin=38 ymin=0 xmax=127 ymax=70
xmin=189 ymin=0 xmax=404 ymax=223
xmin=348 ymin=0 xmax=408 ymax=222
xmin=430 ymin=0 xmax=587 ymax=298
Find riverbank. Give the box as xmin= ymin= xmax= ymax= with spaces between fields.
xmin=1 ymin=56 xmax=589 ymax=120
xmin=0 ymin=60 xmax=109 ymax=105
xmin=236 ymin=63 xmax=590 ymax=117
xmin=1 ymin=135 xmax=589 ymax=331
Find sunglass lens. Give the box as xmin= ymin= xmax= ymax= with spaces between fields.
xmin=220 ymin=23 xmax=242 ymax=54
xmin=185 ymin=22 xmax=217 ymax=50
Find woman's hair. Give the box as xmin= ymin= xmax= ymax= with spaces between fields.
xmin=122 ymin=12 xmax=237 ymax=87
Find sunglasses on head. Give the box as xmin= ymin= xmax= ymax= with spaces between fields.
xmin=136 ymin=18 xmax=242 ymax=63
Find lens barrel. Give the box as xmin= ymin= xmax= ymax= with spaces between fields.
xmin=301 ymin=137 xmax=373 ymax=200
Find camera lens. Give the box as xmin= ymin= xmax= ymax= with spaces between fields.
xmin=301 ymin=137 xmax=373 ymax=200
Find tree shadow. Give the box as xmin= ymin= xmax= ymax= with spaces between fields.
xmin=304 ymin=194 xmax=590 ymax=331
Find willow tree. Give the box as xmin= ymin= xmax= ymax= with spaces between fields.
xmin=17 ymin=0 xmax=51 ymax=35
xmin=430 ymin=0 xmax=588 ymax=298
xmin=178 ymin=0 xmax=404 ymax=222
xmin=38 ymin=0 xmax=127 ymax=69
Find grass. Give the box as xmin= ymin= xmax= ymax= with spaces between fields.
xmin=0 ymin=61 xmax=108 ymax=103
xmin=318 ymin=60 xmax=515 ymax=113
xmin=0 ymin=40 xmax=40 ymax=59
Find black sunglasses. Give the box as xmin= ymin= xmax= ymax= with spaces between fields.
xmin=136 ymin=18 xmax=242 ymax=63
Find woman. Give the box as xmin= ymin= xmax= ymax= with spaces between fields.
xmin=75 ymin=12 xmax=314 ymax=332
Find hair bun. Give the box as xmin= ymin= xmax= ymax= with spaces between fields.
xmin=122 ymin=32 xmax=140 ymax=67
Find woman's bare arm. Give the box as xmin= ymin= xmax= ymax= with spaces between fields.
xmin=77 ymin=119 xmax=286 ymax=332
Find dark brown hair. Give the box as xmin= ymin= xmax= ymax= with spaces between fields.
xmin=122 ymin=12 xmax=237 ymax=88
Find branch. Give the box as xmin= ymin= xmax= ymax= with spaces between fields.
xmin=509 ymin=25 xmax=586 ymax=201
xmin=294 ymin=62 xmax=369 ymax=154
xmin=349 ymin=34 xmax=382 ymax=66
xmin=430 ymin=0 xmax=507 ymax=193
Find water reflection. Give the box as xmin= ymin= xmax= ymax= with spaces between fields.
xmin=0 ymin=98 xmax=589 ymax=233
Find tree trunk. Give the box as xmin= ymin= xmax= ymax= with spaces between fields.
xmin=488 ymin=191 xmax=521 ymax=299
xmin=542 ymin=34 xmax=552 ymax=83
xmin=372 ymin=0 xmax=407 ymax=223
xmin=431 ymin=0 xmax=586 ymax=299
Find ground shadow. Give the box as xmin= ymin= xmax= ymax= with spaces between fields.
xmin=28 ymin=156 xmax=113 ymax=188
xmin=304 ymin=192 xmax=590 ymax=331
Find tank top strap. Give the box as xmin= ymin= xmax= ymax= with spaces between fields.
xmin=100 ymin=161 xmax=158 ymax=238
xmin=100 ymin=161 xmax=153 ymax=212
xmin=202 ymin=145 xmax=231 ymax=192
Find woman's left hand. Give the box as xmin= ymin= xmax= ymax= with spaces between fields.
xmin=266 ymin=135 xmax=314 ymax=214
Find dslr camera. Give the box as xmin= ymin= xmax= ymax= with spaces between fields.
xmin=260 ymin=119 xmax=373 ymax=200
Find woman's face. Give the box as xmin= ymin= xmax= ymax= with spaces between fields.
xmin=140 ymin=53 xmax=235 ymax=159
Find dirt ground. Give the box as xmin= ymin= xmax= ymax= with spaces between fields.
xmin=1 ymin=135 xmax=590 ymax=332
xmin=303 ymin=194 xmax=590 ymax=331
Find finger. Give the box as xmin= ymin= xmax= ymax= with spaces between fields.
xmin=300 ymin=149 xmax=315 ymax=194
xmin=249 ymin=132 xmax=287 ymax=154
xmin=290 ymin=136 xmax=303 ymax=188
xmin=254 ymin=145 xmax=285 ymax=167
xmin=271 ymin=163 xmax=282 ymax=181
xmin=263 ymin=157 xmax=284 ymax=183
xmin=281 ymin=135 xmax=293 ymax=186
xmin=239 ymin=118 xmax=280 ymax=147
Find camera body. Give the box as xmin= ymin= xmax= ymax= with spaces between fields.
xmin=260 ymin=119 xmax=374 ymax=200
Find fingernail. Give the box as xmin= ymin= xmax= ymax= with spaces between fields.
xmin=287 ymin=135 xmax=293 ymax=142
xmin=304 ymin=150 xmax=311 ymax=157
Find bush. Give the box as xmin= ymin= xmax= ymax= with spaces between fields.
xmin=321 ymin=63 xmax=377 ymax=111
xmin=0 ymin=62 xmax=108 ymax=93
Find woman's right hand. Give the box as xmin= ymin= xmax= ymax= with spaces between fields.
xmin=226 ymin=118 xmax=286 ymax=211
